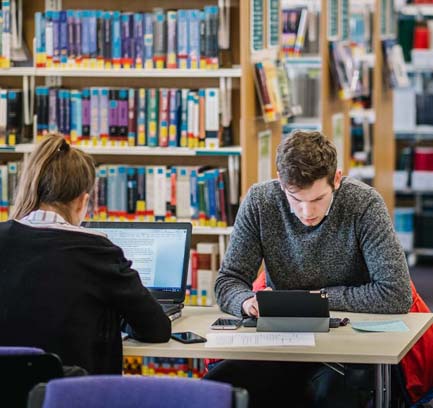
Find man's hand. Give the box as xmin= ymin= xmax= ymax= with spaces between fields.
xmin=242 ymin=287 xmax=272 ymax=317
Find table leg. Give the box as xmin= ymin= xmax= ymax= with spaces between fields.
xmin=375 ymin=364 xmax=383 ymax=407
xmin=375 ymin=364 xmax=391 ymax=408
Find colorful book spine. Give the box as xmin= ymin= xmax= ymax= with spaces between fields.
xmin=153 ymin=9 xmax=166 ymax=69
xmin=128 ymin=88 xmax=137 ymax=146
xmin=99 ymin=88 xmax=109 ymax=144
xmin=177 ymin=10 xmax=188 ymax=69
xmin=143 ymin=13 xmax=154 ymax=69
xmin=158 ymin=88 xmax=169 ymax=147
xmin=118 ymin=89 xmax=129 ymax=146
xmin=166 ymin=10 xmax=177 ymax=68
xmin=35 ymin=12 xmax=46 ymax=67
xmin=136 ymin=88 xmax=146 ymax=146
xmin=147 ymin=88 xmax=158 ymax=147
xmin=134 ymin=13 xmax=144 ymax=69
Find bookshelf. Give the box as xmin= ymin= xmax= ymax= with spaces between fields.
xmin=393 ymin=3 xmax=433 ymax=261
xmin=246 ymin=1 xmax=395 ymax=213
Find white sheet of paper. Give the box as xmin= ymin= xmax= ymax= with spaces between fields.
xmin=205 ymin=332 xmax=315 ymax=347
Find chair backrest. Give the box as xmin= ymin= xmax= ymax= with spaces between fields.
xmin=28 ymin=375 xmax=248 ymax=408
xmin=0 ymin=346 xmax=44 ymax=355
xmin=0 ymin=348 xmax=63 ymax=408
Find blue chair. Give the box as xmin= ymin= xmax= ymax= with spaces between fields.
xmin=0 ymin=346 xmax=64 ymax=408
xmin=28 ymin=375 xmax=248 ymax=408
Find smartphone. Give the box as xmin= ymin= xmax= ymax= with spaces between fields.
xmin=210 ymin=317 xmax=242 ymax=330
xmin=171 ymin=331 xmax=207 ymax=344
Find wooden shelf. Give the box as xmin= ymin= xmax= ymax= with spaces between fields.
xmin=11 ymin=144 xmax=242 ymax=157
xmin=0 ymin=67 xmax=242 ymax=78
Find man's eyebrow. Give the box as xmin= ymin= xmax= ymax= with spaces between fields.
xmin=287 ymin=192 xmax=327 ymax=202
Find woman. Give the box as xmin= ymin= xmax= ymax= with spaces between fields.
xmin=0 ymin=134 xmax=171 ymax=374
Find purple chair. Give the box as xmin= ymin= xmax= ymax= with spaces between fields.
xmin=28 ymin=375 xmax=248 ymax=408
xmin=0 ymin=346 xmax=63 ymax=408
xmin=0 ymin=346 xmax=44 ymax=355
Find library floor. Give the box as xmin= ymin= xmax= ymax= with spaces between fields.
xmin=410 ymin=262 xmax=433 ymax=310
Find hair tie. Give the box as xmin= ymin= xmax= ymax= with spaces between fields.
xmin=58 ymin=139 xmax=70 ymax=153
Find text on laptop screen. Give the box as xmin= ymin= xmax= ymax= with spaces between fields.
xmin=95 ymin=227 xmax=187 ymax=292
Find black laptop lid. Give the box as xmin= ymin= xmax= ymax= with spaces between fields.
xmin=83 ymin=222 xmax=192 ymax=304
xmin=256 ymin=290 xmax=330 ymax=318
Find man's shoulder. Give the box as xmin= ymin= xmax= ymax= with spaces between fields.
xmin=249 ymin=179 xmax=281 ymax=196
xmin=339 ymin=177 xmax=382 ymax=203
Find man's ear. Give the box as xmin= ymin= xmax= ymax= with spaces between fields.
xmin=333 ymin=170 xmax=343 ymax=190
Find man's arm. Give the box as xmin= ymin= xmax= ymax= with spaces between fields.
xmin=215 ymin=187 xmax=264 ymax=317
xmin=326 ymin=191 xmax=412 ymax=314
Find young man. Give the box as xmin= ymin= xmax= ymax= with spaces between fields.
xmin=205 ymin=130 xmax=412 ymax=407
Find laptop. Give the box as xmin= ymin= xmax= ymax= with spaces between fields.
xmin=83 ymin=221 xmax=192 ymax=321
xmin=256 ymin=290 xmax=330 ymax=332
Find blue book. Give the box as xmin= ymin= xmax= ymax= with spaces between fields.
xmin=187 ymin=10 xmax=200 ymax=69
xmin=59 ymin=11 xmax=68 ymax=65
xmin=74 ymin=10 xmax=82 ymax=64
xmin=190 ymin=169 xmax=199 ymax=220
xmin=117 ymin=165 xmax=127 ymax=212
xmin=88 ymin=10 xmax=97 ymax=59
xmin=35 ymin=12 xmax=46 ymax=67
xmin=81 ymin=10 xmax=90 ymax=60
xmin=133 ymin=13 xmax=144 ymax=68
xmin=121 ymin=12 xmax=134 ymax=68
xmin=177 ymin=10 xmax=188 ymax=69
xmin=66 ymin=10 xmax=76 ymax=61
xmin=70 ymin=90 xmax=82 ymax=143
xmin=143 ymin=13 xmax=153 ymax=68
xmin=111 ymin=11 xmax=121 ymax=66
xmin=103 ymin=12 xmax=112 ymax=67
xmin=168 ymin=89 xmax=179 ymax=147
xmin=52 ymin=11 xmax=60 ymax=65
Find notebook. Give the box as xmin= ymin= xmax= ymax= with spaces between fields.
xmin=84 ymin=222 xmax=192 ymax=321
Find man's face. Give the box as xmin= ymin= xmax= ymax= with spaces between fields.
xmin=280 ymin=172 xmax=341 ymax=227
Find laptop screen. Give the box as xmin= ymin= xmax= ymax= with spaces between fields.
xmin=83 ymin=222 xmax=192 ymax=303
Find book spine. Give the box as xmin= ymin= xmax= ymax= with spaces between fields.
xmin=45 ymin=11 xmax=54 ymax=67
xmin=118 ymin=89 xmax=128 ymax=146
xmin=99 ymin=88 xmax=109 ymax=144
xmin=103 ymin=12 xmax=112 ymax=68
xmin=96 ymin=10 xmax=104 ymax=68
xmin=143 ymin=13 xmax=154 ymax=69
xmin=166 ymin=10 xmax=177 ymax=68
xmin=81 ymin=88 xmax=91 ymax=142
xmin=111 ymin=11 xmax=121 ymax=68
xmin=127 ymin=167 xmax=137 ymax=214
xmin=187 ymin=10 xmax=200 ymax=69
xmin=59 ymin=10 xmax=68 ymax=66
xmin=35 ymin=12 xmax=46 ymax=67
xmin=177 ymin=10 xmax=188 ymax=69
xmin=108 ymin=89 xmax=118 ymax=145
xmin=52 ymin=11 xmax=60 ymax=66
xmin=48 ymin=87 xmax=58 ymax=134
xmin=147 ymin=88 xmax=158 ymax=147
xmin=136 ymin=88 xmax=146 ymax=146
xmin=74 ymin=10 xmax=82 ymax=66
xmin=153 ymin=8 xmax=166 ymax=69
xmin=168 ymin=89 xmax=179 ymax=147
xmin=90 ymin=87 xmax=100 ymax=143
xmin=127 ymin=88 xmax=137 ymax=146
xmin=134 ymin=13 xmax=144 ymax=69
xmin=70 ymin=89 xmax=82 ymax=144
xmin=35 ymin=86 xmax=49 ymax=139
xmin=158 ymin=88 xmax=169 ymax=147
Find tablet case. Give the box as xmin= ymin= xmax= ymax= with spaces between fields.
xmin=256 ymin=290 xmax=330 ymax=332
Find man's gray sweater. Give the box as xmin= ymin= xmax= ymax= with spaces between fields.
xmin=215 ymin=177 xmax=412 ymax=317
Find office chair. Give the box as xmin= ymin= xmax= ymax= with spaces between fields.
xmin=0 ymin=346 xmax=64 ymax=408
xmin=28 ymin=375 xmax=249 ymax=408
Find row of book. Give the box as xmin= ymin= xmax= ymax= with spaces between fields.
xmin=280 ymin=6 xmax=319 ymax=58
xmin=0 ymin=88 xmax=24 ymax=146
xmin=34 ymin=7 xmax=219 ymax=70
xmin=0 ymin=161 xmax=20 ymax=220
xmin=395 ymin=197 xmax=433 ymax=252
xmin=123 ymin=356 xmax=206 ymax=378
xmin=394 ymin=74 xmax=433 ymax=130
xmin=0 ymin=161 xmax=240 ymax=227
xmin=87 ymin=164 xmax=238 ymax=228
xmin=35 ymin=86 xmax=221 ymax=148
xmin=253 ymin=59 xmax=303 ymax=123
xmin=186 ymin=243 xmax=219 ymax=307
